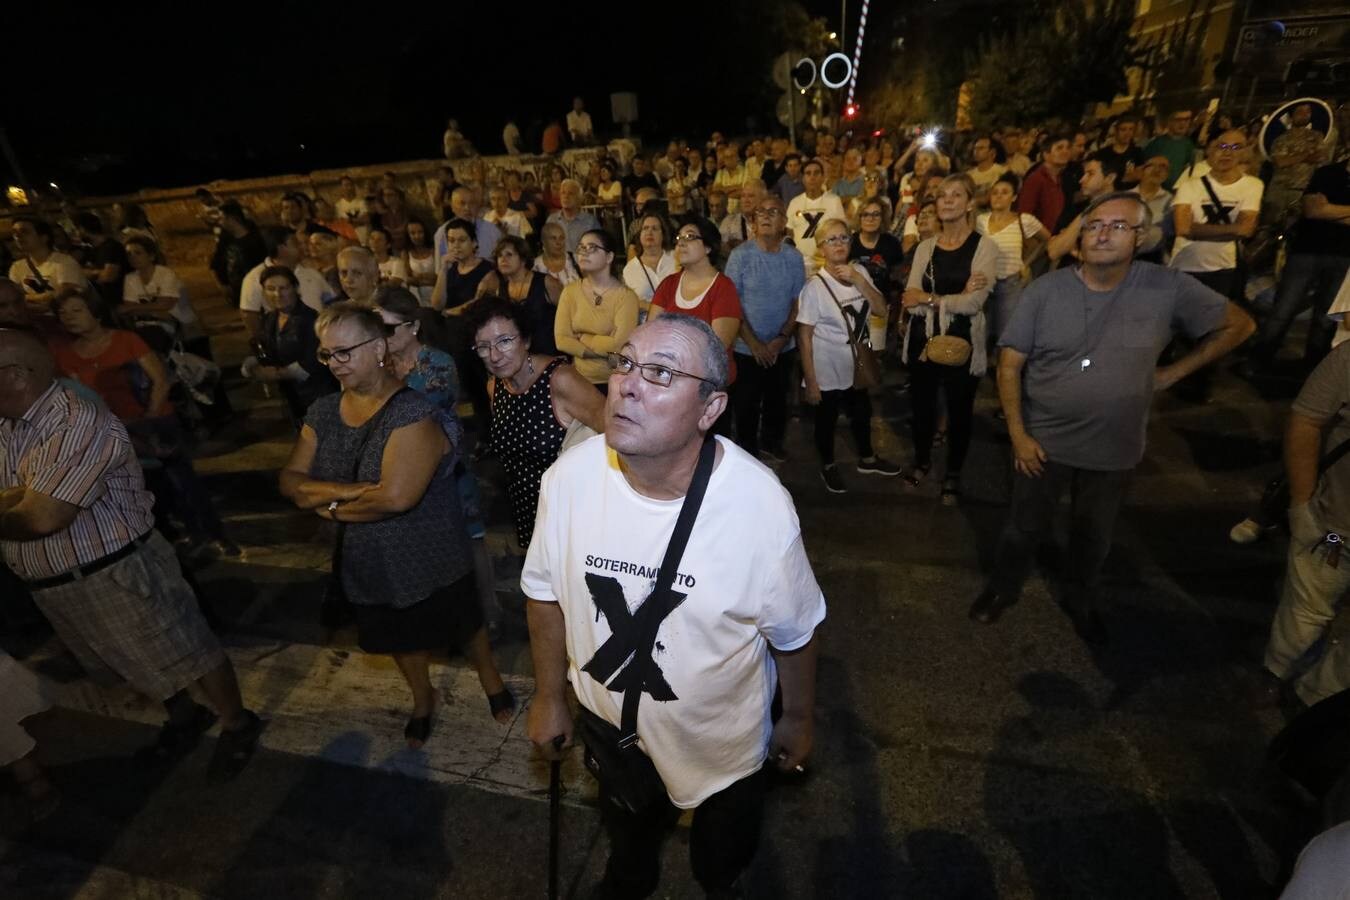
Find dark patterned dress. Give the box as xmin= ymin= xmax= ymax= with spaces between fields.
xmin=305 ymin=389 xmax=477 ymax=652
xmin=489 ymin=357 xmax=570 ymax=548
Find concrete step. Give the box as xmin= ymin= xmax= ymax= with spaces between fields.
xmin=23 ymin=635 xmax=596 ymax=809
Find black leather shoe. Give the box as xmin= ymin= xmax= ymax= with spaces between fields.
xmin=968 ymin=589 xmax=1016 ymax=624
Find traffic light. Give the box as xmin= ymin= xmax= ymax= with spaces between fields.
xmin=843 ymin=102 xmax=860 ymax=120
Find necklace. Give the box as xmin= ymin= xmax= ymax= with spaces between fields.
xmin=1077 ymin=266 xmax=1132 ymax=372
xmin=585 ymin=277 xmax=606 ymax=305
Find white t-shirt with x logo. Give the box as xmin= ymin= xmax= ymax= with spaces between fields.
xmin=1169 ymin=173 xmax=1263 ymax=273
xmin=522 ymin=434 xmax=826 ymax=808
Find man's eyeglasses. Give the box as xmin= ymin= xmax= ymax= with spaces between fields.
xmin=1082 ymin=220 xmax=1145 ymax=235
xmin=606 ymin=352 xmax=718 ymax=389
xmin=317 ymin=335 xmax=381 ymax=365
xmin=1216 ymin=142 xmax=1245 ymax=152
xmin=473 ymin=333 xmax=521 ymax=357
xmin=575 ymin=242 xmax=607 ymax=255
xmin=753 ymin=208 xmax=783 ymax=219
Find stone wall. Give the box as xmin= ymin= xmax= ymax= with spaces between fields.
xmin=2 ymin=146 xmax=626 ymax=277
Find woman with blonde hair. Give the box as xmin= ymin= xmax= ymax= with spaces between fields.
xmin=900 ymin=173 xmax=999 ymax=505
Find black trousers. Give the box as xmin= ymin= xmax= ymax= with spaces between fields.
xmin=731 ymin=350 xmax=794 ymax=456
xmin=814 ymin=388 xmax=872 ymax=465
xmin=908 ymin=360 xmax=980 ymax=474
xmin=598 ymin=765 xmax=768 ymax=898
xmin=987 ymin=462 xmax=1133 ymax=612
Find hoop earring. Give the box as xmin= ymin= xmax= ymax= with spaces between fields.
xmin=378 ymin=358 xmax=386 ymax=368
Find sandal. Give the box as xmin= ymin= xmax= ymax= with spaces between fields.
xmin=134 ymin=704 xmax=217 ymax=768
xmin=487 ymin=687 xmax=516 ymax=724
xmin=404 ymin=714 xmax=433 ymax=748
xmin=903 ymin=464 xmax=930 ymax=487
xmin=207 ymin=710 xmax=265 ymax=783
xmin=404 ymin=689 xmax=438 ymax=749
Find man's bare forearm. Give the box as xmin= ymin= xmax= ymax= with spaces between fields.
xmin=527 ymin=600 xmax=570 ymax=700
xmin=997 ymin=352 xmax=1028 ymax=436
xmin=1160 ymin=305 xmax=1254 ymax=385
xmin=1286 ymin=414 xmax=1325 ymax=507
xmin=770 ymin=636 xmax=817 ymax=720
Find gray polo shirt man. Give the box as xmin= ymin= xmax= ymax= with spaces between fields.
xmin=982 ymin=262 xmax=1226 ymax=625
xmin=1001 ymin=263 xmax=1226 ymax=470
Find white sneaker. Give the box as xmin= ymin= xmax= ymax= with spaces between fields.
xmin=1229 ymin=518 xmax=1262 ymax=545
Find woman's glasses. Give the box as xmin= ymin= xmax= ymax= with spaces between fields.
xmin=473 ymin=333 xmax=521 ymax=357
xmin=317 ymin=335 xmax=381 ymax=365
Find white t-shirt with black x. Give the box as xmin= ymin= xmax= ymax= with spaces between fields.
xmin=786 ymin=190 xmax=847 ymax=276
xmin=522 ymin=435 xmax=826 ymax=808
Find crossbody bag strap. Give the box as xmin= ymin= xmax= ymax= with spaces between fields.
xmin=618 ymin=436 xmax=717 ymax=748
xmin=1320 ymin=436 xmax=1350 ymax=476
xmin=1199 ymin=176 xmax=1234 ymax=225
xmin=26 ymin=257 xmax=52 ymax=292
xmin=816 ymin=272 xmax=867 ymax=347
xmin=925 ymin=252 xmax=946 ymax=337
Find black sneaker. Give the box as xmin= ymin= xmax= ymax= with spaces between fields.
xmin=820 ymin=465 xmax=847 ymax=494
xmin=856 ymin=456 xmax=902 ymax=476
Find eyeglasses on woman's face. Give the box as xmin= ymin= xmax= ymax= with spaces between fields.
xmin=607 ymin=352 xmax=716 ymax=389
xmin=819 ymin=233 xmax=851 ymax=247
xmin=317 ymin=335 xmax=381 ymax=365
xmin=674 ymin=232 xmax=704 ymax=245
xmin=473 ymin=333 xmax=521 ymax=357
xmin=575 ymin=241 xmax=607 ymax=256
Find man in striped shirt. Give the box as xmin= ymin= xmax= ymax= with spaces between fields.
xmin=0 ymin=328 xmax=262 ymax=780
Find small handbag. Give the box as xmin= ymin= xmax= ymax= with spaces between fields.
xmin=816 ymin=273 xmax=882 ymax=390
xmin=917 ymin=256 xmax=973 ymax=368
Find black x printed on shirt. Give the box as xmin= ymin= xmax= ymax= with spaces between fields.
xmin=581 ymin=573 xmax=683 ymax=702
xmin=800 ymin=210 xmax=825 ymax=240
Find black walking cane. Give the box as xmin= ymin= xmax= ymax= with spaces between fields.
xmin=549 ymin=734 xmax=565 ymax=900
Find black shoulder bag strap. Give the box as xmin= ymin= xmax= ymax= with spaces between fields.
xmin=1199 ymin=176 xmax=1234 ymax=225
xmin=1319 ymin=437 xmax=1350 ymax=478
xmin=25 ymin=257 xmax=52 ymax=292
xmin=618 ymin=435 xmax=717 ymax=748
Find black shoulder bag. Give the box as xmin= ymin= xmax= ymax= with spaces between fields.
xmin=577 ymin=436 xmax=717 ymax=814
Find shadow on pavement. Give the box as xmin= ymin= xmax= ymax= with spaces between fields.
xmin=208 ymin=730 xmax=451 ymax=898
xmin=986 ymin=672 xmax=1187 ymax=899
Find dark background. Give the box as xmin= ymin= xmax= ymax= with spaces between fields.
xmin=3 ymin=0 xmax=876 ymax=196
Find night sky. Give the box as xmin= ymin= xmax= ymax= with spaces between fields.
xmin=6 ymin=0 xmax=868 ymax=197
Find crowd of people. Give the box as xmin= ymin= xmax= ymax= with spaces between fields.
xmin=3 ymin=96 xmax=1350 ymax=895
